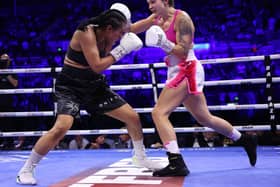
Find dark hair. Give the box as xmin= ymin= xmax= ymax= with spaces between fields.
xmin=0 ymin=59 xmax=9 ymax=68
xmin=77 ymin=9 xmax=127 ymax=31
xmin=167 ymin=0 xmax=174 ymax=7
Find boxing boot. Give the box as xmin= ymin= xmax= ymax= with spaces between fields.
xmin=153 ymin=152 xmax=190 ymax=177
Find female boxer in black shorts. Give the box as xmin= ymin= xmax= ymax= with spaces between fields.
xmin=17 ymin=6 xmax=162 ymax=185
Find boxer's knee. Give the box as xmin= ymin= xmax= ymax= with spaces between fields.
xmin=49 ymin=115 xmax=73 ymax=140
xmin=152 ymin=106 xmax=167 ymax=122
xmin=125 ymin=110 xmax=141 ymax=125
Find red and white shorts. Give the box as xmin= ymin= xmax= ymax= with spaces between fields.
xmin=165 ymin=56 xmax=204 ymax=94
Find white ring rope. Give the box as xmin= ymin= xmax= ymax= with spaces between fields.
xmin=0 ymin=104 xmax=280 ymax=117
xmin=0 ymin=54 xmax=279 ymax=136
xmin=0 ymin=88 xmax=53 ymax=94
xmin=1 ymin=54 xmax=279 ymax=74
xmin=200 ymin=55 xmax=265 ymax=64
xmin=1 ymin=77 xmax=280 ymax=94
xmin=0 ymin=67 xmax=62 ymax=74
xmin=270 ymin=54 xmax=280 ymax=60
xmin=1 ymin=125 xmax=280 ymax=137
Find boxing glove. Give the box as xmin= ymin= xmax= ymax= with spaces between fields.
xmin=110 ymin=32 xmax=143 ymax=62
xmin=110 ymin=3 xmax=131 ymax=22
xmin=145 ymin=25 xmax=175 ymax=53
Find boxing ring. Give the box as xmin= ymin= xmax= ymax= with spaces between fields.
xmin=0 ymin=54 xmax=280 ymax=187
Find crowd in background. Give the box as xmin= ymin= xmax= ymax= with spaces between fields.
xmin=0 ymin=0 xmax=279 ymax=149
xmin=0 ymin=0 xmax=279 ymax=60
xmin=3 ymin=129 xmax=280 ymax=151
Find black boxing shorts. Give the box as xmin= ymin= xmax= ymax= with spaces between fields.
xmin=55 ymin=64 xmax=126 ymax=118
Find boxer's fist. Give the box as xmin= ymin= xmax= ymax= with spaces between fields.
xmin=145 ymin=25 xmax=175 ymax=53
xmin=110 ymin=32 xmax=143 ymax=62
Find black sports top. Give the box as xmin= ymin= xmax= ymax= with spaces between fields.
xmin=66 ymin=46 xmax=88 ymax=66
xmin=66 ymin=45 xmax=107 ymax=66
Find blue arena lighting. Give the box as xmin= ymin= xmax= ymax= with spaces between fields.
xmin=194 ymin=43 xmax=210 ymax=50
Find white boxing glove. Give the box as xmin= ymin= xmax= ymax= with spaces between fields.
xmin=110 ymin=32 xmax=143 ymax=62
xmin=145 ymin=25 xmax=175 ymax=53
xmin=110 ymin=3 xmax=131 ymax=23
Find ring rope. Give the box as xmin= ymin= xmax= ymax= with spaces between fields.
xmin=0 ymin=104 xmax=280 ymax=117
xmin=1 ymin=54 xmax=279 ymax=74
xmin=0 ymin=54 xmax=279 ymax=136
xmin=270 ymin=54 xmax=280 ymax=60
xmin=1 ymin=125 xmax=280 ymax=138
xmin=1 ymin=77 xmax=280 ymax=94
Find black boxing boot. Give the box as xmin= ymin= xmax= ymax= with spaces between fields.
xmin=236 ymin=134 xmax=257 ymax=166
xmin=153 ymin=152 xmax=190 ymax=177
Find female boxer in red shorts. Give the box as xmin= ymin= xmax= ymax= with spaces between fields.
xmin=130 ymin=0 xmax=257 ymax=177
